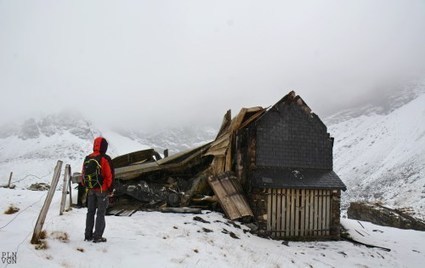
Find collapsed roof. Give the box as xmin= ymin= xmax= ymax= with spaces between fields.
xmin=110 ymin=91 xmax=346 ymax=221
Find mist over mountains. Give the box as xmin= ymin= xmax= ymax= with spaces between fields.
xmin=1 ymin=81 xmax=425 ymax=219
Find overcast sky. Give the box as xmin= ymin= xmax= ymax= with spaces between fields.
xmin=1 ymin=0 xmax=425 ymax=130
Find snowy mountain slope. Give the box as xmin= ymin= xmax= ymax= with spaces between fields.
xmin=1 ymin=188 xmax=424 ymax=267
xmin=328 ymin=84 xmax=425 ymax=219
xmin=0 ymin=112 xmax=151 ymax=189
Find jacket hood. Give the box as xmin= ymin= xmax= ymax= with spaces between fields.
xmin=93 ymin=137 xmax=108 ymax=154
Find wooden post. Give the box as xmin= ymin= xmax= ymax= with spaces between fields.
xmin=31 ymin=160 xmax=63 ymax=244
xmin=7 ymin=172 xmax=13 ymax=188
xmin=59 ymin=164 xmax=70 ymax=215
xmin=68 ymin=166 xmax=73 ymax=207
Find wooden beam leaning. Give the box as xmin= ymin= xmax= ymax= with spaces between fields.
xmin=60 ymin=164 xmax=70 ymax=215
xmin=31 ymin=160 xmax=63 ymax=244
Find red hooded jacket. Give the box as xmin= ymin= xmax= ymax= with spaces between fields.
xmin=82 ymin=137 xmax=114 ymax=192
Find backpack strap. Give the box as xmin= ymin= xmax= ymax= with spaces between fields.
xmin=83 ymin=154 xmax=104 ymax=189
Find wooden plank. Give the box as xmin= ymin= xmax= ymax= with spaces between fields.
xmin=328 ymin=190 xmax=331 ymax=235
xmin=311 ymin=189 xmax=315 ymax=236
xmin=308 ymin=190 xmax=313 ymax=236
xmin=229 ymin=108 xmax=248 ymax=132
xmin=206 ymin=134 xmax=230 ymax=157
xmin=325 ymin=190 xmax=330 ymax=236
xmin=215 ymin=109 xmax=232 ymax=139
xmin=112 ymin=149 xmax=156 ymax=168
xmin=116 ymin=143 xmax=211 ymax=180
xmin=290 ymin=189 xmax=295 ymax=237
xmin=276 ymin=189 xmax=281 ymax=237
xmin=269 ymin=189 xmax=274 ymax=236
xmin=300 ymin=189 xmax=305 ymax=237
xmin=59 ymin=164 xmax=70 ymax=215
xmin=295 ymin=189 xmax=299 ymax=237
xmin=267 ymin=189 xmax=272 ymax=232
xmin=303 ymin=190 xmax=306 ymax=235
xmin=107 ymin=208 xmax=125 ymax=216
xmin=225 ymin=177 xmax=251 ymax=216
xmin=286 ymin=188 xmax=291 ymax=237
xmin=160 ymin=207 xmax=202 ymax=214
xmin=212 ymin=157 xmax=225 ymax=174
xmin=208 ymin=173 xmax=253 ymax=220
xmin=68 ymin=167 xmax=73 ymax=207
xmin=323 ymin=190 xmax=328 ymax=235
xmin=117 ymin=209 xmax=137 ymax=217
xmin=238 ymin=108 xmax=266 ymax=129
xmin=206 ymin=147 xmax=228 ymax=157
xmin=323 ymin=190 xmax=327 ymax=235
xmin=31 ymin=160 xmax=63 ymax=244
xmin=281 ymin=189 xmax=285 ymax=238
xmin=314 ymin=190 xmax=318 ymax=236
xmin=225 ymin=147 xmax=232 ymax=171
xmin=323 ymin=190 xmax=326 ymax=235
xmin=280 ymin=189 xmax=285 ymax=238
xmin=318 ymin=189 xmax=323 ymax=236
xmin=271 ymin=189 xmax=277 ymax=237
xmin=281 ymin=189 xmax=286 ymax=237
xmin=321 ymin=191 xmax=325 ymax=235
xmin=65 ymin=165 xmax=72 ymax=211
xmin=311 ymin=190 xmax=315 ymax=236
xmin=304 ymin=189 xmax=308 ymax=236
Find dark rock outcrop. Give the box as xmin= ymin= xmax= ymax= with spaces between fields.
xmin=347 ymin=202 xmax=425 ymax=231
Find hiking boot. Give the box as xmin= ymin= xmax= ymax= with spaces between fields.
xmin=93 ymin=237 xmax=107 ymax=243
xmin=84 ymin=236 xmax=93 ymax=242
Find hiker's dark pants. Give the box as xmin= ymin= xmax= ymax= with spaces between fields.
xmin=85 ymin=190 xmax=108 ymax=240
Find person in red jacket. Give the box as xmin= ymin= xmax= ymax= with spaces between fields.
xmin=83 ymin=137 xmax=114 ymax=243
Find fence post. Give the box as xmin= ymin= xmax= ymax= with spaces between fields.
xmin=31 ymin=160 xmax=63 ymax=244
xmin=7 ymin=172 xmax=13 ymax=188
xmin=59 ymin=164 xmax=70 ymax=215
xmin=67 ymin=166 xmax=73 ymax=207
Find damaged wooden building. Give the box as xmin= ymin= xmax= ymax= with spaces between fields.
xmin=108 ymin=91 xmax=346 ymax=240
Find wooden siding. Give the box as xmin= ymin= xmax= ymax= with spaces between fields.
xmin=208 ymin=173 xmax=254 ymax=220
xmin=266 ymin=188 xmax=332 ymax=238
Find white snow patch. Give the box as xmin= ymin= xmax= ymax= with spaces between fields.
xmin=1 ymin=188 xmax=424 ymax=267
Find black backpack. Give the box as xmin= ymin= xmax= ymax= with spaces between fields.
xmin=83 ymin=155 xmax=103 ymax=189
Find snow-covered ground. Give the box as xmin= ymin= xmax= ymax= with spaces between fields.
xmin=1 ymin=187 xmax=424 ymax=268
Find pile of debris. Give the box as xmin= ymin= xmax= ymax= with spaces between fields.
xmin=105 ymin=107 xmax=266 ymax=221
xmin=110 ymin=145 xmax=214 ymax=214
xmin=28 ymin=182 xmax=50 ymax=191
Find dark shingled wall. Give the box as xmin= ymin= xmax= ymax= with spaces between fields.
xmin=255 ymin=101 xmax=333 ymax=169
